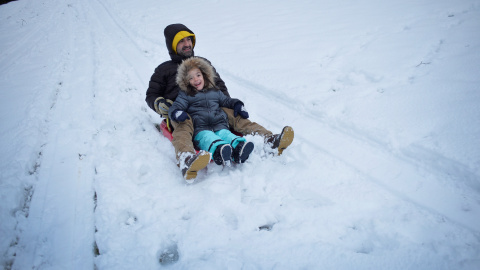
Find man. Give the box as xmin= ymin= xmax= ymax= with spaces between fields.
xmin=145 ymin=23 xmax=294 ymax=180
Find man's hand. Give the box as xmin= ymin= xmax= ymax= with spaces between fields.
xmin=155 ymin=97 xmax=174 ymax=118
xmin=171 ymin=110 xmax=189 ymax=122
xmin=234 ymin=102 xmax=249 ymax=119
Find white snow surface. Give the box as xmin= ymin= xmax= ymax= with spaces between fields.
xmin=1 ymin=0 xmax=480 ymax=269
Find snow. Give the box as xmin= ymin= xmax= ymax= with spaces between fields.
xmin=1 ymin=0 xmax=479 ymax=269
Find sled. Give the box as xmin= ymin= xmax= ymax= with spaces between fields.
xmin=157 ymin=118 xmax=174 ymax=142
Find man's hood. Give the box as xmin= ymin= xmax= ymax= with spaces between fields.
xmin=164 ymin=24 xmax=196 ymax=63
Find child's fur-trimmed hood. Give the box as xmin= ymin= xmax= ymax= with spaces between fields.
xmin=176 ymin=57 xmax=216 ymax=95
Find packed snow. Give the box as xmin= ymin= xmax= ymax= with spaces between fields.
xmin=1 ymin=0 xmax=480 ymax=269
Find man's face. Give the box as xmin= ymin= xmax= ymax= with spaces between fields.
xmin=176 ymin=37 xmax=193 ymax=57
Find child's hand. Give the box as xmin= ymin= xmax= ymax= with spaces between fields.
xmin=171 ymin=110 xmax=189 ymax=122
xmin=234 ymin=102 xmax=249 ymax=119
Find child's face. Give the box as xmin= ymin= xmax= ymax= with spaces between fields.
xmin=188 ymin=68 xmax=204 ymax=91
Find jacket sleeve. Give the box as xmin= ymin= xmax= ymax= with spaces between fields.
xmin=145 ymin=65 xmax=167 ymax=113
xmin=218 ymin=91 xmax=241 ymax=109
xmin=168 ymin=91 xmax=190 ymax=119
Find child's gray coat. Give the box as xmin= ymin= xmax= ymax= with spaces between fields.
xmin=168 ymin=57 xmax=243 ymax=138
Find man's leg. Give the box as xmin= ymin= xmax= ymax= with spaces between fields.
xmin=170 ymin=117 xmax=210 ymax=180
xmin=221 ymin=108 xmax=294 ymax=155
xmin=222 ymin=108 xmax=273 ymax=137
xmin=170 ymin=117 xmax=196 ymax=159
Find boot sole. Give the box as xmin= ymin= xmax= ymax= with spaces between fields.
xmin=220 ymin=145 xmax=232 ymax=166
xmin=277 ymin=126 xmax=294 ymax=155
xmin=184 ymin=152 xmax=211 ymax=181
xmin=239 ymin=142 xmax=255 ymax=163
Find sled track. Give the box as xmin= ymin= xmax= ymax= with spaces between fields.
xmin=80 ymin=1 xmax=159 ymax=269
xmin=4 ymin=7 xmax=80 ymax=268
xmin=88 ymin=0 xmax=152 ymax=86
xmin=5 ymin=3 xmax=99 ymax=269
xmin=0 ymin=2 xmax=63 ymax=75
xmin=221 ymin=69 xmax=480 ymax=234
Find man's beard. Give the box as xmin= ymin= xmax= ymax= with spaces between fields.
xmin=178 ymin=47 xmax=193 ymax=57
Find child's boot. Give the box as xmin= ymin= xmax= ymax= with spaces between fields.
xmin=232 ymin=141 xmax=255 ymax=163
xmin=213 ymin=144 xmax=232 ymax=166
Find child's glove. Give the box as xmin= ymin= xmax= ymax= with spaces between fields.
xmin=171 ymin=110 xmax=189 ymax=122
xmin=234 ymin=102 xmax=249 ymax=119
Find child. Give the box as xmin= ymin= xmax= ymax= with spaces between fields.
xmin=168 ymin=57 xmax=254 ymax=166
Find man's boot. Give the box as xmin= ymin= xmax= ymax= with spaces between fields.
xmin=180 ymin=150 xmax=211 ymax=181
xmin=266 ymin=126 xmax=294 ymax=155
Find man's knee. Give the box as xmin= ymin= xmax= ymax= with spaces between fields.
xmin=171 ymin=116 xmax=194 ymax=136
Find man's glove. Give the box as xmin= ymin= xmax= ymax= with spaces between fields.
xmin=155 ymin=97 xmax=174 ymax=118
xmin=233 ymin=102 xmax=249 ymax=119
xmin=171 ymin=110 xmax=189 ymax=122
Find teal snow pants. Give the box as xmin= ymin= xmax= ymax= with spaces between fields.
xmin=194 ymin=129 xmax=246 ymax=155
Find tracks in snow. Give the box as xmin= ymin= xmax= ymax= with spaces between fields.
xmin=221 ymin=69 xmax=480 ymax=233
xmin=7 ymin=0 xmax=156 ymax=266
xmin=5 ymin=1 xmax=478 ymax=268
xmin=4 ymin=1 xmax=134 ymax=268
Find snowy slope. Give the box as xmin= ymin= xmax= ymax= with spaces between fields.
xmin=1 ymin=0 xmax=479 ymax=269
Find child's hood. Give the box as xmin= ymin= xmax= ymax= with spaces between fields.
xmin=176 ymin=57 xmax=217 ymax=95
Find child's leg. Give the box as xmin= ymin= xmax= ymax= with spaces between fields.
xmin=215 ymin=129 xmax=254 ymax=164
xmin=195 ymin=130 xmax=232 ymax=166
xmin=215 ymin=129 xmax=246 ymax=149
xmin=194 ymin=130 xmax=227 ymax=155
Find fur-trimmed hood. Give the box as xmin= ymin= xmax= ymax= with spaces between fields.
xmin=176 ymin=57 xmax=217 ymax=96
